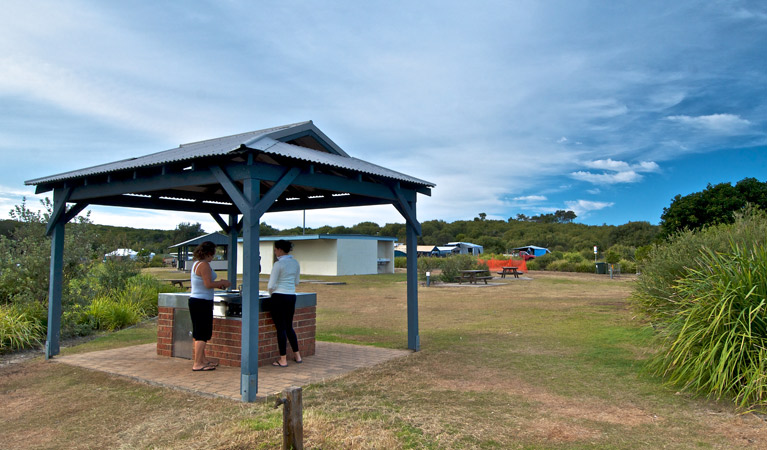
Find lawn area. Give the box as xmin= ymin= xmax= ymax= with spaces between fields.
xmin=1 ymin=271 xmax=764 ymax=448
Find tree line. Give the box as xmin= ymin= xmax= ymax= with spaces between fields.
xmin=1 ymin=177 xmax=762 ymax=257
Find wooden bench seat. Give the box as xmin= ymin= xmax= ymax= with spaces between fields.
xmin=475 ymin=276 xmax=493 ymax=284
xmin=161 ymin=279 xmax=188 ymax=288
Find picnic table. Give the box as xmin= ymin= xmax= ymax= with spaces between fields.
xmin=456 ymin=269 xmax=493 ymax=284
xmin=498 ymin=266 xmax=521 ymax=278
xmin=161 ymin=279 xmax=188 ymax=288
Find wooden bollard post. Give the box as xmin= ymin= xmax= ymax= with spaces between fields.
xmin=274 ymin=386 xmax=303 ymax=450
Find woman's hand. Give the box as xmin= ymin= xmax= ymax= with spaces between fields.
xmin=218 ymin=280 xmax=231 ymax=289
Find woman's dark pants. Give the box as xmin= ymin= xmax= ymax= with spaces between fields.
xmin=268 ymin=293 xmax=299 ymax=356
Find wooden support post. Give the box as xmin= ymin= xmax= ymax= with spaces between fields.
xmin=274 ymin=386 xmax=303 ymax=450
xmin=240 ymin=177 xmax=260 ymax=402
xmin=46 ymin=220 xmax=65 ymax=359
xmin=228 ymin=213 xmax=239 ymax=288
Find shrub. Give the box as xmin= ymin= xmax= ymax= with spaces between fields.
xmin=0 ymin=304 xmax=44 ymax=353
xmin=607 ymin=244 xmax=636 ymax=261
xmin=115 ymin=274 xmax=179 ymax=317
xmin=650 ymin=242 xmax=767 ymax=410
xmin=394 ymin=257 xmax=407 ymax=268
xmin=618 ymin=259 xmax=636 ymax=274
xmin=85 ymin=296 xmax=143 ymax=331
xmin=526 ymin=253 xmax=555 ymax=270
xmin=439 ymin=255 xmax=486 ymax=282
xmin=547 ymin=259 xmax=576 ymax=272
xmin=417 ymin=257 xmax=443 ymax=281
xmin=605 ymin=249 xmax=621 ymax=264
xmin=564 ymin=252 xmax=586 ymax=263
xmin=632 ymin=208 xmax=767 ymax=323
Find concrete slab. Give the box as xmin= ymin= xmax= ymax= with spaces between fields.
xmin=54 ymin=342 xmax=411 ymax=402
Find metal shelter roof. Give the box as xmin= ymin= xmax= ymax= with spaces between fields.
xmin=32 ymin=121 xmax=431 ymax=403
xmin=26 ymin=121 xmax=434 ymax=217
xmin=168 ymin=232 xmax=231 ymax=249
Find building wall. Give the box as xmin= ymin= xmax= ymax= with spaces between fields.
xmin=237 ymin=238 xmax=394 ymax=276
xmin=292 ymin=239 xmax=338 ymax=276
xmin=377 ymin=240 xmax=394 ymax=274
xmin=337 ymin=239 xmax=376 ymax=275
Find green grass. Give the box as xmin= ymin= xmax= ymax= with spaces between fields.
xmin=59 ymin=318 xmax=157 ymax=356
xmin=2 ymin=271 xmax=761 ymax=449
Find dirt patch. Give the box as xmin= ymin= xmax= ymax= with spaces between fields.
xmin=432 ymin=371 xmax=656 ymax=428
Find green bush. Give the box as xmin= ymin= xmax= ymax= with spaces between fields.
xmin=417 ymin=257 xmax=443 ymax=281
xmin=564 ymin=252 xmax=586 ymax=263
xmin=605 ymin=250 xmax=621 ymax=264
xmin=114 ymin=274 xmax=179 ymax=317
xmin=61 ymin=304 xmax=96 ymax=337
xmin=439 ymin=255 xmax=487 ymax=282
xmin=650 ymin=243 xmax=767 ymax=410
xmin=632 ymin=208 xmax=767 ymax=323
xmin=85 ymin=296 xmax=143 ymax=331
xmin=607 ymin=244 xmax=636 ymax=261
xmin=547 ymin=259 xmax=576 ymax=272
xmin=0 ymin=304 xmax=44 ymax=353
xmin=526 ymin=253 xmax=555 ymax=270
xmin=618 ymin=259 xmax=636 ymax=274
xmin=394 ymin=257 xmax=407 ymax=268
xmin=575 ymin=261 xmax=595 ymax=273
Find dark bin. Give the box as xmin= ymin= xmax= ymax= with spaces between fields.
xmin=595 ymin=262 xmax=607 ymax=274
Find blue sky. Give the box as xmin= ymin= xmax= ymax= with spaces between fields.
xmin=1 ymin=0 xmax=765 ymax=232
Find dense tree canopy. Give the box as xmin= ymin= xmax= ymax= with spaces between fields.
xmin=2 ymin=200 xmax=662 ymax=259
xmin=660 ymin=177 xmax=767 ymax=236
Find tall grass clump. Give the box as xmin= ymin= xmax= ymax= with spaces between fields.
xmin=114 ymin=274 xmax=177 ymax=317
xmin=85 ymin=296 xmax=144 ymax=331
xmin=650 ymin=243 xmax=767 ymax=410
xmin=0 ymin=305 xmax=45 ymax=353
xmin=633 ymin=208 xmax=767 ymax=323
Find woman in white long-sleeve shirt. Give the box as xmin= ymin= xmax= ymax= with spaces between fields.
xmin=267 ymin=239 xmax=302 ymax=367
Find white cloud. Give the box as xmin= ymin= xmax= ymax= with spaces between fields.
xmin=557 ymin=137 xmax=568 ymax=143
xmin=584 ymin=159 xmax=630 ymax=171
xmin=513 ymin=195 xmax=547 ymax=202
xmin=0 ymin=185 xmax=47 ymax=219
xmin=571 ymin=159 xmax=660 ymax=185
xmin=565 ymin=199 xmax=614 ymax=217
xmin=666 ymin=114 xmax=752 ymax=134
xmin=571 ymin=170 xmax=643 ymax=184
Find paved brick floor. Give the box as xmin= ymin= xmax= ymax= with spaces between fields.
xmin=54 ymin=342 xmax=411 ymax=402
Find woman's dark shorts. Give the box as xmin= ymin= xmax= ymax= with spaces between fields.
xmin=188 ymin=297 xmax=214 ymax=341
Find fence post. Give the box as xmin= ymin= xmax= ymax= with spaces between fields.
xmin=274 ymin=386 xmax=303 ymax=450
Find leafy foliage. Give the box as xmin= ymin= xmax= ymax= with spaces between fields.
xmin=0 ymin=198 xmax=100 ymax=307
xmin=660 ymin=177 xmax=767 ymax=237
xmin=0 ymin=304 xmax=44 ymax=353
xmin=649 ymin=243 xmax=767 ymax=410
xmin=633 ymin=208 xmax=767 ymax=409
xmin=633 ymin=208 xmax=767 ymax=323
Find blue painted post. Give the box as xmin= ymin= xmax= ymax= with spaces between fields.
xmin=46 ymin=221 xmax=65 ymax=359
xmin=228 ymin=214 xmax=238 ymax=290
xmin=240 ymin=178 xmax=260 ymax=402
xmin=406 ymin=219 xmax=420 ymax=351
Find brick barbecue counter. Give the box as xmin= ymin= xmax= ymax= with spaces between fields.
xmin=156 ymin=292 xmax=316 ymax=367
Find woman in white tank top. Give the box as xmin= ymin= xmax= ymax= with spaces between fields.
xmin=189 ymin=241 xmax=230 ymax=371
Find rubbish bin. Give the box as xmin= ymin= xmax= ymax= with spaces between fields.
xmin=595 ymin=262 xmax=607 ymax=274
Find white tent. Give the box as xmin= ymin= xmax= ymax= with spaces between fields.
xmin=104 ymin=248 xmax=138 ymax=260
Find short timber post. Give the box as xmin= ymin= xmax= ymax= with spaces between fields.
xmin=274 ymin=386 xmax=303 ymax=450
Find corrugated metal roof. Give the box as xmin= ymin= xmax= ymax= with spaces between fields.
xmin=168 ymin=232 xmax=231 ymax=248
xmin=254 ymin=234 xmax=398 ymax=242
xmin=25 ymin=121 xmax=435 ymax=188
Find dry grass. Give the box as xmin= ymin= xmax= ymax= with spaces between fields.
xmin=2 ymin=270 xmax=766 ymax=449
